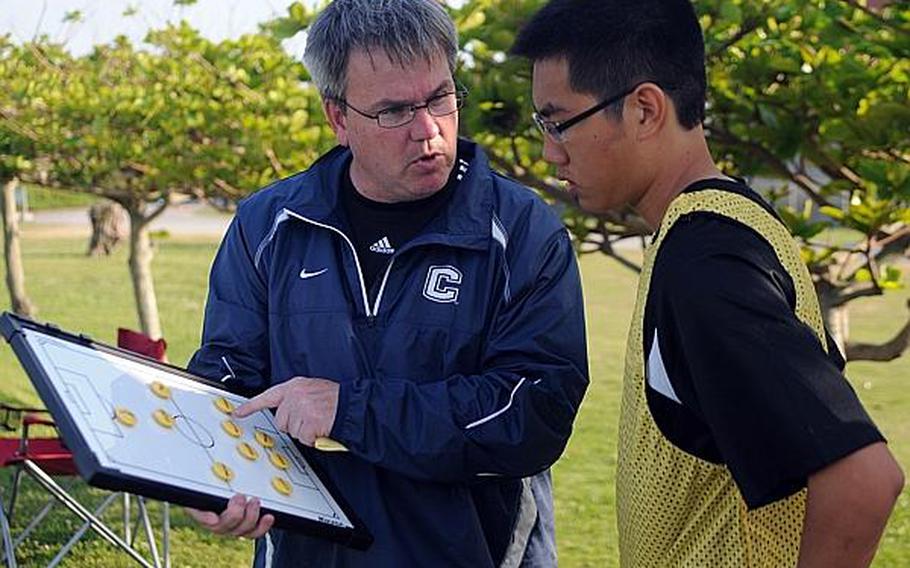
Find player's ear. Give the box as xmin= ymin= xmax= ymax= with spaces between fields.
xmin=628 ymin=82 xmax=668 ymax=141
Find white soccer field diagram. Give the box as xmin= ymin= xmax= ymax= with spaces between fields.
xmin=20 ymin=327 xmax=353 ymax=530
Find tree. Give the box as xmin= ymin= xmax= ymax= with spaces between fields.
xmin=0 ymin=24 xmax=328 ymax=338
xmin=451 ymin=0 xmax=909 ymax=361
xmin=0 ymin=37 xmax=40 ymax=318
xmin=701 ymin=0 xmax=910 ymax=360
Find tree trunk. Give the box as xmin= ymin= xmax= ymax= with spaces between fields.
xmin=818 ymin=281 xmax=910 ymax=362
xmin=87 ymin=201 xmax=128 ymax=256
xmin=127 ymin=207 xmax=162 ymax=340
xmin=1 ymin=178 xmax=36 ymax=317
xmin=822 ymin=303 xmax=850 ymax=357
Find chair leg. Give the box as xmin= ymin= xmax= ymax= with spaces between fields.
xmin=21 ymin=460 xmax=154 ymax=568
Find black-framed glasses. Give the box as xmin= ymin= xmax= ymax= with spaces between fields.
xmin=340 ymin=89 xmax=468 ymax=129
xmin=532 ymin=81 xmax=651 ymax=143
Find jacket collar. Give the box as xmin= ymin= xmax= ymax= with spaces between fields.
xmin=282 ymin=138 xmax=492 ymax=250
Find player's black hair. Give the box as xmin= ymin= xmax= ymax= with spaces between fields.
xmin=510 ymin=0 xmax=706 ymax=129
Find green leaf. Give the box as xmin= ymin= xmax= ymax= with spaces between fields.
xmin=819 ymin=205 xmax=845 ymax=221
xmin=854 ymin=268 xmax=873 ymax=282
xmin=881 ymin=265 xmax=904 ymax=290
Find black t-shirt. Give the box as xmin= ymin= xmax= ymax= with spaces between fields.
xmin=339 ymin=146 xmax=471 ymax=299
xmin=643 ymin=179 xmax=884 ymax=509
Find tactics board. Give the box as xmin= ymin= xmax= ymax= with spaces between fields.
xmin=0 ymin=313 xmax=372 ymax=550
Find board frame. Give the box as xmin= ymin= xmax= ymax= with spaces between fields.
xmin=0 ymin=312 xmax=372 ymax=550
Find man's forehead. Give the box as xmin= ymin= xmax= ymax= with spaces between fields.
xmin=531 ymin=57 xmax=573 ymax=113
xmin=345 ymin=49 xmax=453 ymax=101
xmin=349 ymin=47 xmax=448 ymax=77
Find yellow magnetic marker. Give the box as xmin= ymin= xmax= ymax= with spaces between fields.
xmin=211 ymin=462 xmax=234 ymax=482
xmin=214 ymin=396 xmax=234 ymax=414
xmin=237 ymin=441 xmax=259 ymax=461
xmin=254 ymin=430 xmax=275 ymax=448
xmin=114 ymin=407 xmax=137 ymax=427
xmin=271 ymin=476 xmax=293 ymax=496
xmin=221 ymin=419 xmax=242 ymax=438
xmin=152 ymin=409 xmax=175 ymax=428
xmin=268 ymin=450 xmax=290 ymax=470
xmin=150 ymin=381 xmax=171 ymax=399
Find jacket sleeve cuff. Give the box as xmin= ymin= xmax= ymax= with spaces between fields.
xmin=330 ymin=379 xmax=368 ymax=448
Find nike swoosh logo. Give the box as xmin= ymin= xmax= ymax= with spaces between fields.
xmin=299 ymin=268 xmax=328 ymax=280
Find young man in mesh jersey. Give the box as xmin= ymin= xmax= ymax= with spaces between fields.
xmin=184 ymin=0 xmax=589 ymax=566
xmin=513 ymin=0 xmax=902 ymax=566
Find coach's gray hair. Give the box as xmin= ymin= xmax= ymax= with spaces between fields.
xmin=303 ymin=0 xmax=458 ymax=101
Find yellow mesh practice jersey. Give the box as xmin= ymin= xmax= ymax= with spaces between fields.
xmin=616 ymin=188 xmax=829 ymax=567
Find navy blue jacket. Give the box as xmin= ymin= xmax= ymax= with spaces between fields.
xmin=188 ymin=140 xmax=589 ymax=567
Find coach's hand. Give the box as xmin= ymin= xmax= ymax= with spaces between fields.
xmin=234 ymin=377 xmax=340 ymax=446
xmin=186 ymin=494 xmax=274 ymax=538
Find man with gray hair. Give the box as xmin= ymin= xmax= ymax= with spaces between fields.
xmin=185 ymin=0 xmax=589 ymax=566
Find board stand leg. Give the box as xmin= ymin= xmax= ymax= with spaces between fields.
xmin=137 ymin=497 xmax=162 ymax=568
xmin=6 ymin=477 xmax=77 ymax=554
xmin=162 ymin=502 xmax=170 ymax=568
xmin=5 ymin=469 xmax=23 ymax=523
xmin=123 ymin=493 xmax=131 ymax=543
xmin=46 ymin=492 xmax=119 ymax=568
xmin=128 ymin=499 xmax=169 ymax=567
xmin=0 ymin=494 xmax=18 ymax=568
xmin=22 ymin=460 xmax=154 ymax=568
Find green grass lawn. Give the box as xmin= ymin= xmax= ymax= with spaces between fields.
xmin=0 ymin=233 xmax=907 ymax=566
xmin=17 ymin=185 xmax=99 ymax=212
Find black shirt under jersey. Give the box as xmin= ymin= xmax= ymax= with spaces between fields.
xmin=339 ymin=144 xmax=471 ymax=300
xmin=643 ymin=178 xmax=884 ymax=509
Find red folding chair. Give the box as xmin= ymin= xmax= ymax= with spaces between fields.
xmin=0 ymin=328 xmax=171 ymax=568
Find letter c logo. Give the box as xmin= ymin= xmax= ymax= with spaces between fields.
xmin=423 ymin=265 xmax=463 ymax=304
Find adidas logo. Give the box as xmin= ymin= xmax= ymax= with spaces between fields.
xmin=369 ymin=236 xmax=395 ymax=255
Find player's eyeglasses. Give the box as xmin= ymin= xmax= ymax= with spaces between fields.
xmin=532 ymin=81 xmax=655 ymax=144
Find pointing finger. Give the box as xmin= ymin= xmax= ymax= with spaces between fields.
xmin=234 ymin=383 xmax=286 ymax=418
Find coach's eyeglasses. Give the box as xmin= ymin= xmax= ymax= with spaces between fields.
xmin=341 ymin=89 xmax=468 ymax=129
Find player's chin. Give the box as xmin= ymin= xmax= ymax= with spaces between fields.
xmin=575 ymin=188 xmax=616 ymax=216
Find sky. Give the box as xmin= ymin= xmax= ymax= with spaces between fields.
xmin=1 ymin=0 xmax=306 ymax=56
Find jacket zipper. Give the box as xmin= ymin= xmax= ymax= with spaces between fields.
xmin=284 ymin=208 xmax=480 ymax=320
xmin=284 ymin=209 xmax=397 ymax=319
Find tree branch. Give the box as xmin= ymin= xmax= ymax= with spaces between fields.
xmin=828 ymin=280 xmax=882 ymax=307
xmin=213 ymin=177 xmax=244 ymax=198
xmin=709 ymin=126 xmax=834 ymax=208
xmin=846 ymin=300 xmax=910 ymax=361
xmin=872 ymin=226 xmax=910 ymax=260
xmin=484 ymin=148 xmax=653 ymax=237
xmin=600 ymin=241 xmax=642 ymax=273
xmin=145 ymin=198 xmax=169 ymax=224
xmin=706 ymin=18 xmax=763 ymax=63
xmin=836 ymin=0 xmax=910 ymax=35
xmin=862 ymin=149 xmax=910 ymax=166
xmin=265 ymin=146 xmax=284 ymax=178
xmin=485 ymin=150 xmax=575 ymax=207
